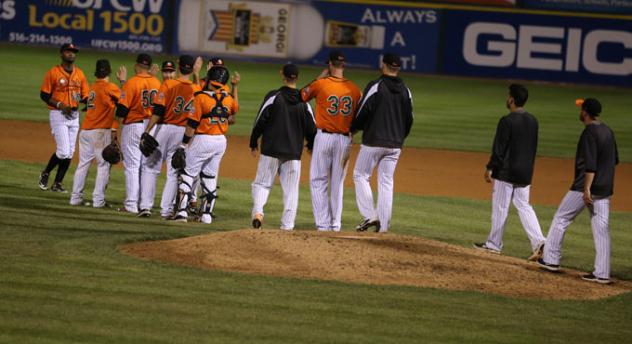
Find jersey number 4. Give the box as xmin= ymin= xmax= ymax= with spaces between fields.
xmin=173 ymin=96 xmax=193 ymax=114
xmin=326 ymin=95 xmax=353 ymax=116
xmin=141 ymin=89 xmax=158 ymax=109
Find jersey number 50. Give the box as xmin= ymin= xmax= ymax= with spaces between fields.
xmin=326 ymin=95 xmax=353 ymax=117
xmin=141 ymin=89 xmax=158 ymax=109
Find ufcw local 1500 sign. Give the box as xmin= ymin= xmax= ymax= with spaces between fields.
xmin=0 ymin=0 xmax=169 ymax=53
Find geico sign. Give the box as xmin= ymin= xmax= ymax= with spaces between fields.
xmin=463 ymin=22 xmax=632 ymax=76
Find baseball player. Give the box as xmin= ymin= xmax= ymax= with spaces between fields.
xmin=539 ymin=98 xmax=619 ymax=284
xmin=160 ymin=60 xmax=176 ymax=81
xmin=138 ymin=55 xmax=201 ymax=218
xmin=250 ymin=63 xmax=317 ymax=230
xmin=171 ymin=65 xmax=238 ymax=223
xmin=38 ymin=43 xmax=89 ymax=193
xmin=301 ymin=51 xmax=361 ymax=231
xmin=114 ymin=54 xmax=161 ymax=213
xmin=473 ymin=84 xmax=545 ymax=260
xmin=69 ymin=59 xmax=123 ymax=208
xmin=351 ymin=53 xmax=413 ymax=233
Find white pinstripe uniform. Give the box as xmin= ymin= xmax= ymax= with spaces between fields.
xmin=121 ymin=120 xmax=148 ymax=212
xmin=543 ymin=192 xmax=611 ymax=278
xmin=70 ymin=129 xmax=111 ymax=206
xmin=49 ymin=110 xmax=80 ymax=160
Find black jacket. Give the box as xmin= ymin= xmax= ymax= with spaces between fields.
xmin=350 ymin=75 xmax=413 ymax=148
xmin=486 ymin=110 xmax=539 ymax=186
xmin=571 ymin=122 xmax=619 ymax=197
xmin=249 ymin=86 xmax=316 ymax=160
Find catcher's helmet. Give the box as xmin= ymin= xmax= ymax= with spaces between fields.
xmin=206 ymin=66 xmax=229 ymax=86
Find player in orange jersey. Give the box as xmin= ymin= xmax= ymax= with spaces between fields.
xmin=69 ymin=59 xmax=123 ymax=208
xmin=301 ymin=51 xmax=362 ymax=231
xmin=114 ymin=53 xmax=161 ymax=213
xmin=38 ymin=43 xmax=90 ymax=193
xmin=171 ymin=65 xmax=238 ymax=223
xmin=137 ymin=55 xmax=201 ymax=218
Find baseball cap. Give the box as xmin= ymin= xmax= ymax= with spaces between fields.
xmin=210 ymin=57 xmax=224 ymax=66
xmin=161 ymin=60 xmax=176 ymax=72
xmin=136 ymin=53 xmax=152 ymax=67
xmin=576 ymin=98 xmax=602 ymax=117
xmin=282 ymin=63 xmax=299 ymax=79
xmin=95 ymin=59 xmax=111 ymax=75
xmin=60 ymin=43 xmax=79 ymax=53
xmin=382 ymin=53 xmax=402 ymax=68
xmin=327 ymin=51 xmax=345 ymax=64
xmin=178 ymin=55 xmax=195 ymax=73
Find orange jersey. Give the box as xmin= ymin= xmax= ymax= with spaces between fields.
xmin=154 ymin=78 xmax=202 ymax=126
xmin=40 ymin=65 xmax=89 ymax=110
xmin=189 ymin=88 xmax=236 ymax=136
xmin=198 ymin=80 xmax=239 ymax=113
xmin=301 ymin=76 xmax=361 ymax=133
xmin=82 ymin=79 xmax=121 ymax=130
xmin=118 ymin=73 xmax=161 ymax=124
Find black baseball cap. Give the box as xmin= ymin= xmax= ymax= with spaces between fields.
xmin=161 ymin=60 xmax=176 ymax=72
xmin=382 ymin=53 xmax=402 ymax=68
xmin=178 ymin=55 xmax=195 ymax=73
xmin=60 ymin=43 xmax=79 ymax=53
xmin=210 ymin=57 xmax=224 ymax=66
xmin=282 ymin=63 xmax=299 ymax=79
xmin=577 ymin=98 xmax=602 ymax=117
xmin=95 ymin=59 xmax=111 ymax=75
xmin=136 ymin=53 xmax=152 ymax=67
xmin=327 ymin=51 xmax=345 ymax=64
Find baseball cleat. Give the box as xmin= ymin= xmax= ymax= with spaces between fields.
xmin=537 ymin=258 xmax=560 ymax=272
xmin=38 ymin=172 xmax=50 ymax=190
xmin=356 ymin=218 xmax=380 ymax=232
xmin=528 ymin=242 xmax=545 ymax=262
xmin=581 ymin=273 xmax=611 ymax=284
xmin=473 ymin=243 xmax=501 ymax=254
xmin=252 ymin=213 xmax=263 ymax=229
xmin=173 ymin=215 xmax=188 ymax=223
xmin=137 ymin=209 xmax=152 ymax=218
xmin=50 ymin=182 xmax=68 ymax=193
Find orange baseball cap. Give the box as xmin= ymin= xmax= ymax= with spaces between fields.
xmin=575 ymin=99 xmax=584 ymax=107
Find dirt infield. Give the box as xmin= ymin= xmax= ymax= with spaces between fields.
xmin=2 ymin=120 xmax=631 ymax=211
xmin=121 ymin=230 xmax=632 ymax=300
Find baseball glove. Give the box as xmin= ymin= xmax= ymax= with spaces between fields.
xmin=139 ymin=132 xmax=159 ymax=157
xmin=171 ymin=147 xmax=186 ymax=170
xmin=102 ymin=142 xmax=122 ymax=164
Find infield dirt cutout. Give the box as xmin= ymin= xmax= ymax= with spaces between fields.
xmin=121 ymin=229 xmax=632 ymax=300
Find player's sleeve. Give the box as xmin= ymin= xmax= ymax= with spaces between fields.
xmin=404 ymin=87 xmax=414 ymax=138
xmin=108 ymin=83 xmax=122 ymax=103
xmin=486 ymin=116 xmax=511 ymax=171
xmin=186 ymin=94 xmax=204 ymax=129
xmin=40 ymin=70 xmax=54 ymax=103
xmin=152 ymin=82 xmax=169 ymax=117
xmin=582 ymin=130 xmax=598 ymax=172
xmin=80 ymin=71 xmax=90 ymax=100
xmin=304 ymin=102 xmax=317 ymax=150
xmin=351 ymin=80 xmax=379 ymax=132
xmin=250 ymin=91 xmax=277 ymax=149
xmin=300 ymin=79 xmax=320 ymax=102
xmin=115 ymin=79 xmax=134 ymax=118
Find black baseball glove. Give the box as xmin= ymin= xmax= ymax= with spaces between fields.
xmin=171 ymin=147 xmax=186 ymax=170
xmin=139 ymin=132 xmax=159 ymax=157
xmin=102 ymin=142 xmax=122 ymax=164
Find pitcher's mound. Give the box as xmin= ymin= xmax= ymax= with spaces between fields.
xmin=120 ymin=230 xmax=631 ymax=300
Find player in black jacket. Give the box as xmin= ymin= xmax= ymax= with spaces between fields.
xmin=249 ymin=63 xmax=317 ymax=230
xmin=474 ymin=84 xmax=546 ymax=260
xmin=350 ymin=53 xmax=413 ymax=233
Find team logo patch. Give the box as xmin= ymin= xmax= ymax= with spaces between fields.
xmin=59 ymin=78 xmax=67 ymax=86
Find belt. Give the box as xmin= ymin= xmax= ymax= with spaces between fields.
xmin=126 ymin=120 xmax=144 ymax=125
xmin=321 ymin=129 xmax=349 ymax=135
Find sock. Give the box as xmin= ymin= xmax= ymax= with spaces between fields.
xmin=43 ymin=153 xmax=60 ymax=174
xmin=54 ymin=159 xmax=72 ymax=184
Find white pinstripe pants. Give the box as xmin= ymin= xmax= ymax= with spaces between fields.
xmin=70 ymin=129 xmax=111 ymax=207
xmin=252 ymin=154 xmax=301 ymax=230
xmin=353 ymin=145 xmax=401 ymax=232
xmin=543 ymin=191 xmax=611 ymax=279
xmin=49 ymin=110 xmax=79 ymax=159
xmin=485 ymin=179 xmax=545 ymax=252
xmin=121 ymin=121 xmax=147 ymax=213
xmin=310 ymin=130 xmax=352 ymax=231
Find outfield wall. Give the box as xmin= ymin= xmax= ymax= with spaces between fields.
xmin=1 ymin=0 xmax=630 ymax=86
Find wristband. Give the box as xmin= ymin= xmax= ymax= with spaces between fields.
xmin=182 ymin=134 xmax=192 ymax=144
xmin=56 ymin=101 xmax=62 ymax=109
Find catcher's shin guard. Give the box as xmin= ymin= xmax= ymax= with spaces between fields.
xmin=199 ymin=172 xmax=218 ymax=224
xmin=175 ymin=172 xmax=194 ymax=219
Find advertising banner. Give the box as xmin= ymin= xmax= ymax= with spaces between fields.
xmin=442 ymin=9 xmax=632 ymax=86
xmin=522 ymin=0 xmax=632 ymax=14
xmin=0 ymin=0 xmax=173 ymax=53
xmin=177 ymin=0 xmax=441 ymax=72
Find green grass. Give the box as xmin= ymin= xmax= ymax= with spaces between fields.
xmin=1 ymin=160 xmax=632 ymax=343
xmin=0 ymin=44 xmax=630 ymax=161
